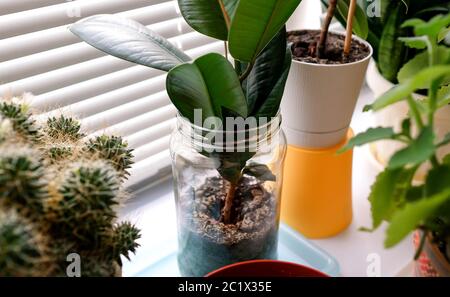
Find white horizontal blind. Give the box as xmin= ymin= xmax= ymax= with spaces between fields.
xmin=0 ymin=0 xmax=225 ymax=190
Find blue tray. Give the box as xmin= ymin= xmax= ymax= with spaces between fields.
xmin=127 ymin=223 xmax=340 ymax=277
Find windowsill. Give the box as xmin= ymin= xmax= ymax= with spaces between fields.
xmin=119 ymin=85 xmax=415 ymax=277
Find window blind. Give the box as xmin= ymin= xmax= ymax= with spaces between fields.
xmin=0 ymin=0 xmax=225 ymax=191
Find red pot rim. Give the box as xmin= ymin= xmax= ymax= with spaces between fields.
xmin=205 ymin=259 xmax=330 ymax=277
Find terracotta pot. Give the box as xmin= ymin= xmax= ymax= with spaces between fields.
xmin=281 ymin=30 xmax=372 ymax=149
xmin=205 ymin=260 xmax=329 ymax=277
xmin=366 ymin=60 xmax=450 ymax=181
xmin=414 ymin=232 xmax=450 ymax=277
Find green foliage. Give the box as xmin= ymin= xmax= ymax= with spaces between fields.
xmin=0 ymin=98 xmax=141 ymax=276
xmin=349 ymin=15 xmax=450 ymax=258
xmin=334 ymin=0 xmax=450 ymax=83
xmin=85 ymin=135 xmax=134 ymax=178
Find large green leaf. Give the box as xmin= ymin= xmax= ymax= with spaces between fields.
xmin=177 ymin=0 xmax=238 ymax=41
xmin=339 ymin=127 xmax=396 ymax=153
xmin=244 ymin=28 xmax=287 ymax=115
xmin=70 ymin=15 xmax=191 ymax=72
xmin=254 ymin=47 xmax=292 ymax=118
xmin=398 ymin=46 xmax=450 ymax=83
xmin=166 ymin=53 xmax=247 ymax=122
xmin=378 ymin=3 xmax=407 ymax=83
xmin=369 ymin=167 xmax=417 ymax=230
xmin=388 ymin=127 xmax=436 ymax=169
xmin=366 ymin=65 xmax=450 ymax=111
xmin=228 ymin=0 xmax=301 ymax=63
xmin=385 ymin=189 xmax=450 ymax=248
xmin=438 ymin=85 xmax=450 ymax=107
xmin=335 ymin=0 xmax=369 ymax=39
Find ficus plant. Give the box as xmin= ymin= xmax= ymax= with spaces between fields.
xmin=332 ymin=0 xmax=450 ymax=82
xmin=341 ymin=14 xmax=450 ymax=260
xmin=70 ymin=0 xmax=302 ymax=225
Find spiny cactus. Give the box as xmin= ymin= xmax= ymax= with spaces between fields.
xmin=0 ymin=146 xmax=47 ymax=213
xmin=112 ymin=222 xmax=141 ymax=264
xmin=85 ymin=135 xmax=133 ymax=177
xmin=0 ymin=95 xmax=140 ymax=277
xmin=51 ymin=161 xmax=120 ymax=246
xmin=0 ymin=207 xmax=51 ymax=276
xmin=0 ymin=101 xmax=40 ymax=142
xmin=46 ymin=115 xmax=85 ymax=141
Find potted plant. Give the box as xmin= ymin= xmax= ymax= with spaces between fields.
xmin=341 ymin=14 xmax=450 ymax=276
xmin=70 ymin=0 xmax=301 ymax=276
xmin=280 ymin=0 xmax=372 ymax=239
xmin=337 ymin=0 xmax=450 ymax=177
xmin=283 ymin=0 xmax=372 ymax=148
xmin=0 ymin=95 xmax=140 ymax=276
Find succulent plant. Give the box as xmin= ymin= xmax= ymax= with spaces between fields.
xmin=0 ymin=101 xmax=40 ymax=142
xmin=0 ymin=207 xmax=51 ymax=277
xmin=112 ymin=222 xmax=141 ymax=264
xmin=0 ymin=96 xmax=141 ymax=277
xmin=85 ymin=135 xmax=134 ymax=177
xmin=0 ymin=146 xmax=47 ymax=213
xmin=46 ymin=115 xmax=85 ymax=141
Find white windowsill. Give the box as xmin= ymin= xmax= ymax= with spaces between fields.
xmin=119 ymin=85 xmax=415 ymax=277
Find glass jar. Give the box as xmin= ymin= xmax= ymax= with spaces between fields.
xmin=170 ymin=112 xmax=287 ymax=277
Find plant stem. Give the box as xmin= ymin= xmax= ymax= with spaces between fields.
xmin=317 ymin=0 xmax=338 ymax=58
xmin=239 ymin=62 xmax=254 ymax=83
xmin=343 ymin=0 xmax=357 ymax=57
xmin=218 ymin=0 xmax=231 ymax=30
xmin=414 ymin=230 xmax=428 ymax=260
xmin=406 ymin=95 xmax=424 ymax=130
xmin=221 ymin=182 xmax=237 ymax=224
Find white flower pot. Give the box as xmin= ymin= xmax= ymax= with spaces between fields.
xmin=366 ymin=59 xmax=450 ymax=180
xmin=281 ymin=32 xmax=372 ymax=148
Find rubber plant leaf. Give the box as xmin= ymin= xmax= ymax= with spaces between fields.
xmin=70 ymin=15 xmax=191 ymax=72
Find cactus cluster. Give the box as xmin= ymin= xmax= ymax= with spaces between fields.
xmin=0 ymin=95 xmax=140 ymax=277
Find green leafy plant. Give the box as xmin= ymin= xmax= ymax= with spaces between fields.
xmin=341 ymin=14 xmax=450 ymax=260
xmin=70 ymin=0 xmax=302 ymax=224
xmin=0 ymin=97 xmax=140 ymax=276
xmin=334 ymin=0 xmax=450 ymax=82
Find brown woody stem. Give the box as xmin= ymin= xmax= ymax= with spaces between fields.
xmin=221 ymin=183 xmax=237 ymax=225
xmin=343 ymin=0 xmax=357 ymax=57
xmin=317 ymin=0 xmax=338 ymax=58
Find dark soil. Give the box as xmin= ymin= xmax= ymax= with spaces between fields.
xmin=177 ymin=176 xmax=278 ymax=277
xmin=288 ymin=29 xmax=370 ymax=64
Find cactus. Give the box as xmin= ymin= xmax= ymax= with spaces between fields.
xmin=112 ymin=222 xmax=141 ymax=264
xmin=0 ymin=146 xmax=47 ymax=213
xmin=85 ymin=135 xmax=133 ymax=177
xmin=46 ymin=115 xmax=85 ymax=141
xmin=0 ymin=207 xmax=51 ymax=277
xmin=0 ymin=95 xmax=141 ymax=276
xmin=0 ymin=101 xmax=40 ymax=142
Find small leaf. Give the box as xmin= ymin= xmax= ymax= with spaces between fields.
xmin=425 ymin=163 xmax=450 ymax=197
xmin=444 ymin=154 xmax=450 ymax=165
xmin=437 ymin=84 xmax=450 ymax=107
xmin=398 ymin=46 xmax=450 ymax=83
xmin=369 ymin=168 xmax=417 ymax=229
xmin=401 ymin=118 xmax=411 ymax=138
xmin=338 ymin=127 xmax=395 ymax=153
xmin=385 ymin=189 xmax=450 ymax=248
xmin=401 ymin=18 xmax=426 ymax=29
xmin=411 ymin=14 xmax=450 ymax=40
xmin=243 ymin=164 xmax=276 ymax=182
xmin=70 ymin=15 xmax=191 ymax=72
xmin=366 ymin=65 xmax=450 ymax=111
xmin=398 ymin=36 xmax=428 ymax=50
xmin=388 ymin=127 xmax=435 ymax=169
xmin=438 ymin=27 xmax=450 ymax=43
